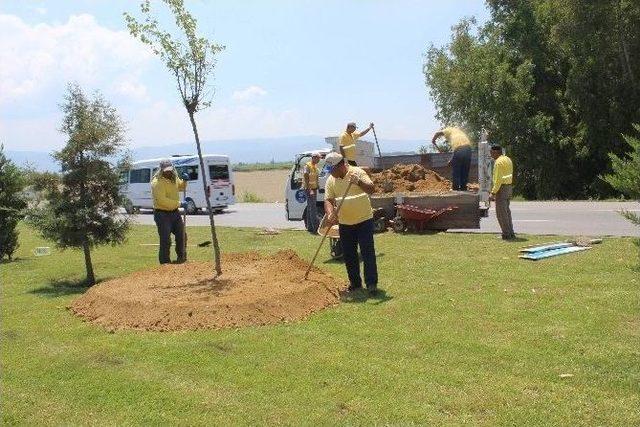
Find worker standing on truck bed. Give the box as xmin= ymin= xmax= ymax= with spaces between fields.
xmin=339 ymin=121 xmax=374 ymax=166
xmin=151 ymin=159 xmax=188 ymax=264
xmin=489 ymin=145 xmax=515 ymax=240
xmin=303 ymin=152 xmax=321 ymax=233
xmin=324 ymin=152 xmax=379 ymax=295
xmin=431 ymin=126 xmax=472 ymax=191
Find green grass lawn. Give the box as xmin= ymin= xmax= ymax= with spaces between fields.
xmin=2 ymin=225 xmax=639 ymax=425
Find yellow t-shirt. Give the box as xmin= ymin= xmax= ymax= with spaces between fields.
xmin=325 ymin=166 xmax=373 ymax=225
xmin=303 ymin=161 xmax=319 ymax=190
xmin=491 ymin=155 xmax=513 ymax=194
xmin=151 ymin=175 xmax=187 ymax=211
xmin=338 ymin=131 xmax=361 ymax=162
xmin=442 ymin=127 xmax=471 ymax=150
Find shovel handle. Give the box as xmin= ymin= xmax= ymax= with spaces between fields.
xmin=304 ymin=180 xmax=353 ymax=279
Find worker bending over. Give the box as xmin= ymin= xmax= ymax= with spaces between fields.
xmin=339 ymin=121 xmax=374 ymax=166
xmin=151 ymin=159 xmax=188 ymax=264
xmin=432 ymin=126 xmax=472 ymax=191
xmin=303 ymin=152 xmax=321 ymax=233
xmin=489 ymin=145 xmax=515 ymax=240
xmin=324 ymin=152 xmax=379 ymax=295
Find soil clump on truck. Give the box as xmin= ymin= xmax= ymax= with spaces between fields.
xmin=369 ymin=164 xmax=453 ymax=194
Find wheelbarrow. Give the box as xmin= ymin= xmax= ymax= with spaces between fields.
xmin=317 ymin=214 xmax=343 ymax=259
xmin=391 ymin=204 xmax=457 ymax=233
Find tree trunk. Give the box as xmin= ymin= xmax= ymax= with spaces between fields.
xmin=188 ymin=111 xmax=222 ymax=275
xmin=82 ymin=239 xmax=96 ymax=286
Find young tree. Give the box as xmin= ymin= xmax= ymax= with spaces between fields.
xmin=28 ymin=84 xmax=130 ymax=285
xmin=124 ymin=0 xmax=225 ymax=275
xmin=603 ymin=124 xmax=640 ymax=262
xmin=0 ymin=145 xmax=27 ymax=261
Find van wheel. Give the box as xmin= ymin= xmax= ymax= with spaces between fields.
xmin=123 ymin=199 xmax=134 ymax=214
xmin=185 ymin=199 xmax=197 ymax=215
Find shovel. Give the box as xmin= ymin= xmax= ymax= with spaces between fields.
xmin=304 ymin=180 xmax=353 ymax=280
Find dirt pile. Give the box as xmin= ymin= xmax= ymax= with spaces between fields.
xmin=70 ymin=250 xmax=345 ymax=332
xmin=370 ymin=164 xmax=452 ymax=194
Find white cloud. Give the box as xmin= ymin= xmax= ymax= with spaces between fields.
xmin=231 ymin=85 xmax=267 ymax=102
xmin=0 ymin=13 xmax=152 ymax=105
xmin=112 ymin=77 xmax=149 ymax=102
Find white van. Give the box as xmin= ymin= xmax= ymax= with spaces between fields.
xmin=120 ymin=154 xmax=235 ymax=214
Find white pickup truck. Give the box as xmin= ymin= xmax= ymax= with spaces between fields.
xmin=284 ymin=137 xmax=493 ymax=230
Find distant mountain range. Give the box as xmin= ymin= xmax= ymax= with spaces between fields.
xmin=7 ymin=135 xmax=428 ymax=171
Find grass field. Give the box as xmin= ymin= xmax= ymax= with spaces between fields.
xmin=2 ymin=225 xmax=639 ymax=425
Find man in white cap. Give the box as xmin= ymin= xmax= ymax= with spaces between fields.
xmin=339 ymin=121 xmax=374 ymax=166
xmin=324 ymin=152 xmax=379 ymax=295
xmin=151 ymin=159 xmax=188 ymax=264
xmin=303 ymin=152 xmax=321 ymax=233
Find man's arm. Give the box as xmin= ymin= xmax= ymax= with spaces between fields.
xmin=303 ymin=171 xmax=310 ymax=190
xmin=491 ymin=159 xmax=503 ymax=195
xmin=358 ymin=123 xmax=374 ymax=137
xmin=324 ymin=198 xmax=336 ymax=224
xmin=339 ymin=146 xmax=346 ymax=158
xmin=349 ymin=171 xmax=375 ymax=194
xmin=431 ymin=131 xmax=445 ymax=149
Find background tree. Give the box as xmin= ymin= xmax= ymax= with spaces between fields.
xmin=124 ymin=0 xmax=225 ymax=275
xmin=424 ymin=0 xmax=640 ymax=199
xmin=603 ymin=124 xmax=640 ymax=262
xmin=28 ymin=84 xmax=130 ymax=285
xmin=0 ymin=145 xmax=27 ymax=261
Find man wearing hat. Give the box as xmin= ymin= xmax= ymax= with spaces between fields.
xmin=489 ymin=145 xmax=515 ymax=240
xmin=324 ymin=152 xmax=379 ymax=294
xmin=339 ymin=122 xmax=374 ymax=166
xmin=303 ymin=152 xmax=321 ymax=233
xmin=151 ymin=159 xmax=188 ymax=264
xmin=431 ymin=126 xmax=473 ymax=191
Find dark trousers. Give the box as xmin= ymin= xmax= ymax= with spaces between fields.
xmin=305 ymin=190 xmax=319 ymax=233
xmin=451 ymin=145 xmax=472 ymax=191
xmin=495 ymin=184 xmax=515 ymax=238
xmin=347 ymin=160 xmax=357 ymax=166
xmin=338 ymin=219 xmax=378 ymax=289
xmin=153 ymin=210 xmax=185 ymax=264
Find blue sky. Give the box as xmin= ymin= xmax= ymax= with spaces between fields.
xmin=0 ymin=1 xmax=489 ymax=151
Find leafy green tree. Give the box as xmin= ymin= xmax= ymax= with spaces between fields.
xmin=0 ymin=145 xmax=27 ymax=261
xmin=424 ymin=0 xmax=640 ymax=199
xmin=28 ymin=84 xmax=130 ymax=285
xmin=124 ymin=0 xmax=225 ymax=275
xmin=603 ymin=124 xmax=640 ymax=261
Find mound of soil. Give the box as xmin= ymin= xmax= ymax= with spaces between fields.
xmin=70 ymin=250 xmax=345 ymax=332
xmin=370 ymin=164 xmax=452 ymax=194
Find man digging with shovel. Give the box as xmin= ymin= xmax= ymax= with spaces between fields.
xmin=323 ymin=152 xmax=380 ymax=295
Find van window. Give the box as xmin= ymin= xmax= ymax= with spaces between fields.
xmin=176 ymin=165 xmax=199 ymax=181
xmin=209 ymin=164 xmax=230 ymax=180
xmin=130 ymin=168 xmax=151 ymax=184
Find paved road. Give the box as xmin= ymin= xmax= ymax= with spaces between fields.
xmin=132 ymin=201 xmax=640 ymax=237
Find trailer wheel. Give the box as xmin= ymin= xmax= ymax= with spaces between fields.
xmin=392 ymin=217 xmax=405 ymax=233
xmin=185 ymin=199 xmax=197 ymax=215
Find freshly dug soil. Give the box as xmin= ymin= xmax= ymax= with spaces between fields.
xmin=70 ymin=250 xmax=345 ymax=332
xmin=370 ymin=164 xmax=452 ymax=194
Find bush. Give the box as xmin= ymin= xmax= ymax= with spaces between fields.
xmin=240 ymin=191 xmax=264 ymax=203
xmin=0 ymin=145 xmax=27 ymax=261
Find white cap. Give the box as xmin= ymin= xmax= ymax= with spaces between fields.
xmin=159 ymin=159 xmax=174 ymax=172
xmin=311 ymin=151 xmax=321 ymax=158
xmin=324 ymin=152 xmax=344 ymax=170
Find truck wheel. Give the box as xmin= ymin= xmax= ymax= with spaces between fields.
xmin=185 ymin=199 xmax=197 ymax=215
xmin=392 ymin=217 xmax=405 ymax=233
xmin=374 ymin=217 xmax=387 ymax=233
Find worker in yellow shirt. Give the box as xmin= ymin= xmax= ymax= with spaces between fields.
xmin=339 ymin=121 xmax=374 ymax=166
xmin=431 ymin=126 xmax=472 ymax=191
xmin=489 ymin=145 xmax=515 ymax=240
xmin=151 ymin=159 xmax=188 ymax=264
xmin=324 ymin=152 xmax=379 ymax=295
xmin=303 ymin=152 xmax=321 ymax=233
